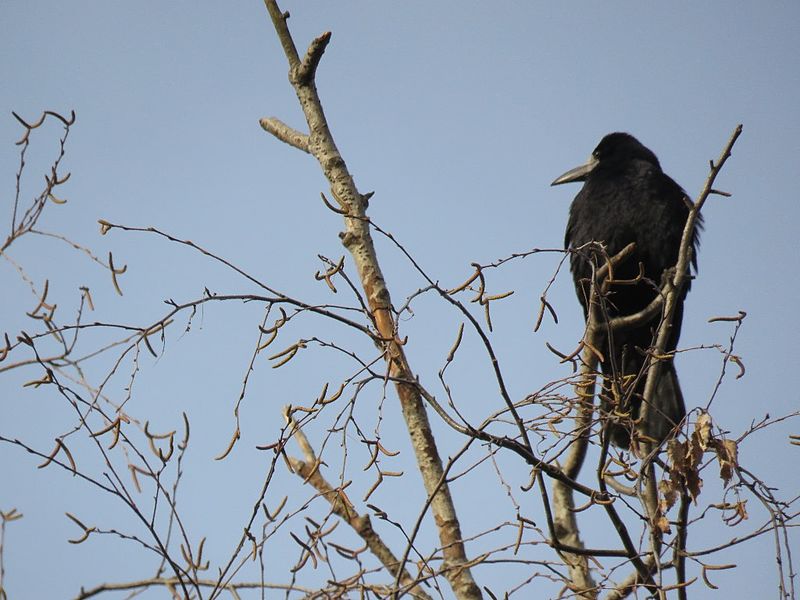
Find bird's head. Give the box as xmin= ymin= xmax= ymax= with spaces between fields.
xmin=551 ymin=132 xmax=661 ymax=186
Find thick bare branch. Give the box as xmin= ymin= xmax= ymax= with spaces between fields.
xmin=551 ymin=480 xmax=597 ymax=598
xmin=284 ymin=416 xmax=433 ymax=600
xmin=259 ymin=117 xmax=310 ymax=153
xmin=261 ymin=2 xmax=482 ymax=598
xmin=639 ymin=125 xmax=743 ymax=438
xmin=617 ymin=126 xmax=744 ymax=595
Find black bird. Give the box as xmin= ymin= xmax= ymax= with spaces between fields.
xmin=552 ymin=133 xmax=700 ymax=448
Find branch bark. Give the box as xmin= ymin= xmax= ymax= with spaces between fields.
xmin=284 ymin=412 xmax=434 ymax=600
xmin=549 ymin=271 xmax=607 ymax=597
xmin=260 ymin=3 xmax=482 ymax=598
xmin=625 ymin=125 xmax=743 ymax=596
xmin=639 ymin=125 xmax=743 ymax=439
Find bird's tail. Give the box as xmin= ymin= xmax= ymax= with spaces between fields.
xmin=642 ymin=362 xmax=686 ymax=444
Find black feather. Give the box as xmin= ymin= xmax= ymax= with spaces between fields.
xmin=554 ymin=133 xmax=701 ymax=447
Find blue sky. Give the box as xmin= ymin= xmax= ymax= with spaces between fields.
xmin=2 ymin=2 xmax=799 ymax=598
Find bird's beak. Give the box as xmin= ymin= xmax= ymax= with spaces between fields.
xmin=551 ymin=155 xmax=598 ymax=186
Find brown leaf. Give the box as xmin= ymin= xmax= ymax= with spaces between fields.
xmin=715 ymin=439 xmax=739 ymax=487
xmin=668 ymin=438 xmax=702 ymax=501
xmin=658 ymin=478 xmax=679 ymax=512
xmin=655 ymin=514 xmax=672 ymax=534
xmin=687 ymin=430 xmax=704 ymax=470
xmin=685 ymin=469 xmax=703 ymax=502
xmin=667 ymin=439 xmax=687 ymax=473
xmin=695 ymin=411 xmax=713 ymax=450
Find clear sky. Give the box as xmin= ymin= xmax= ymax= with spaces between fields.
xmin=1 ymin=2 xmax=799 ymax=598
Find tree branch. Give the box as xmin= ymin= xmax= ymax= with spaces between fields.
xmin=627 ymin=125 xmax=744 ymax=595
xmin=259 ymin=117 xmax=309 ymax=153
xmin=261 ymin=3 xmax=482 ymax=597
xmin=283 ymin=411 xmax=433 ymax=600
xmin=639 ymin=124 xmax=743 ymax=439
